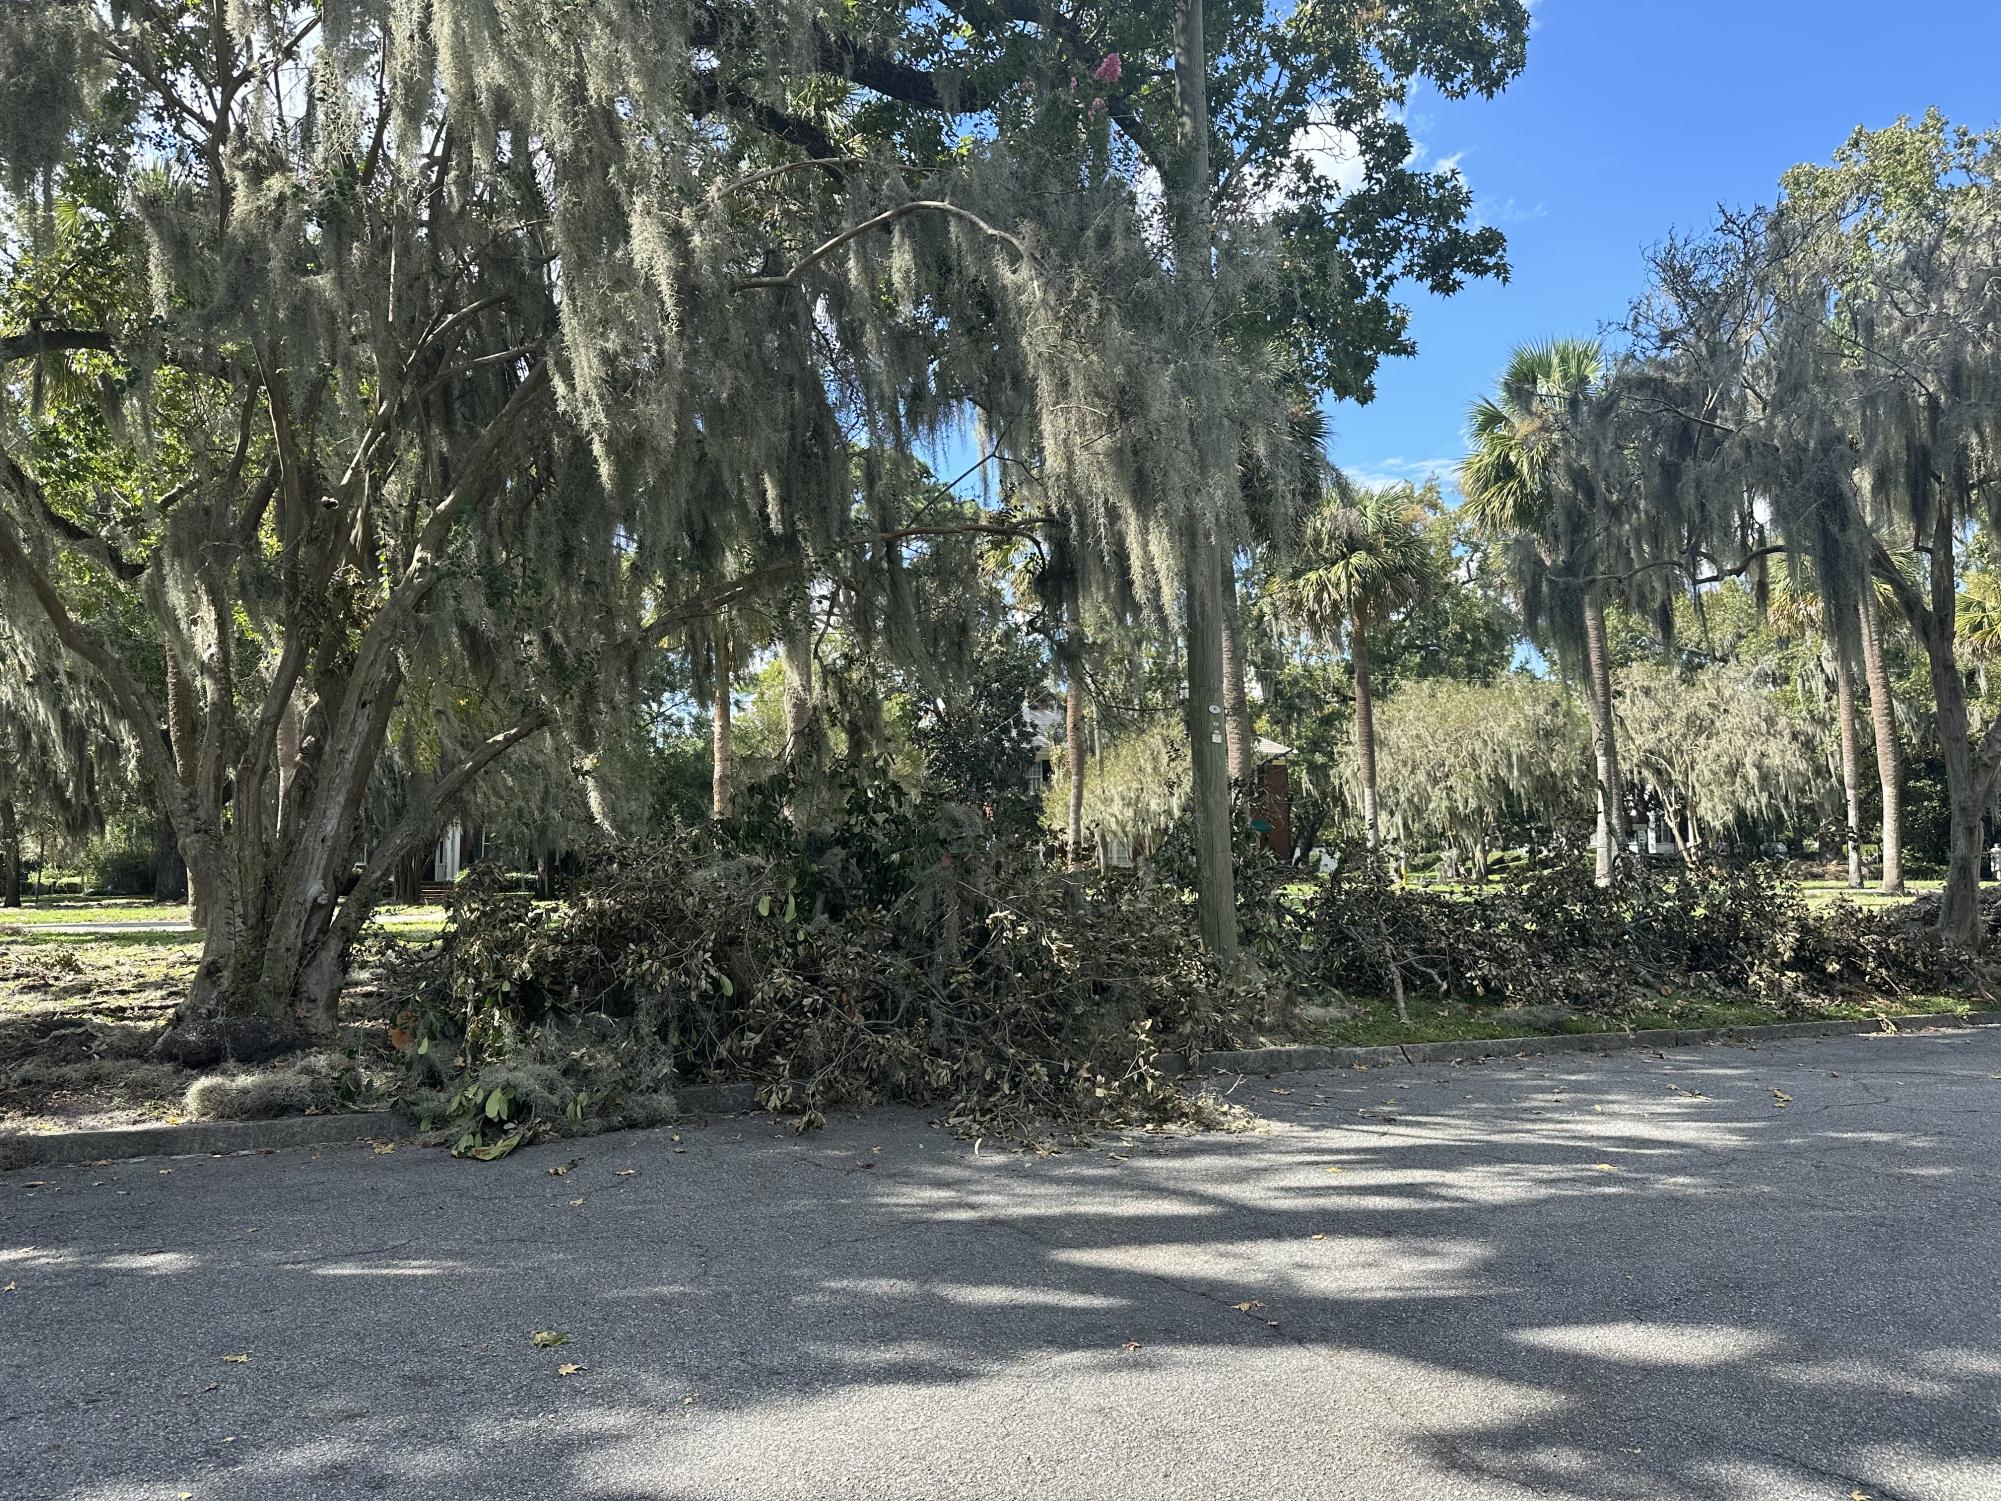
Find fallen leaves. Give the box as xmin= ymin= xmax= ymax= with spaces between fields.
xmin=220 ymin=1354 xmax=250 ymax=1364
xmin=1232 ymin=1300 xmax=1264 ymax=1313
xmin=531 ymin=1331 xmax=570 ymax=1349
xmin=1308 ymin=1233 xmax=1327 ymax=1242
xmin=547 ymin=1158 xmax=583 ymax=1177
xmin=615 ymin=1169 xmax=638 ymax=1178
xmin=1771 ymin=1089 xmax=1792 ymax=1109
xmin=557 ymin=1363 xmax=584 ymax=1378
xmin=1593 ymin=1163 xmax=1621 ymax=1172
xmin=2 ymin=1282 xmax=14 ymax=1292
xmin=1119 ymin=1340 xmax=1144 ymax=1354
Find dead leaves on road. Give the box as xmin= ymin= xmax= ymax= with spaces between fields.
xmin=531 ymin=1330 xmax=570 ymax=1349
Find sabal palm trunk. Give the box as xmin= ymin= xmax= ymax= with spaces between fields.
xmin=1352 ymin=610 xmax=1381 ymax=849
xmin=1065 ymin=658 xmax=1086 ymax=865
xmin=1856 ymin=598 xmax=1904 ymax=893
xmin=1832 ymin=647 xmax=1865 ymax=888
xmin=1218 ymin=549 xmax=1255 ymax=786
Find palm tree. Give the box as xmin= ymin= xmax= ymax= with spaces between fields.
xmin=1276 ymin=482 xmax=1434 ymax=848
xmin=1460 ymin=338 xmax=1630 ymax=882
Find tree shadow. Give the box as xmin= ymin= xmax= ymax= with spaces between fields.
xmin=6 ymin=1033 xmax=1998 ymax=1500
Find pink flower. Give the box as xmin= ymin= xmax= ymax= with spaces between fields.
xmin=1087 ymin=97 xmax=1106 ymax=119
xmin=1092 ymin=53 xmax=1122 ymax=84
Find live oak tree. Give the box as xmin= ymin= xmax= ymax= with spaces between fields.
xmin=0 ymin=1 xmax=1095 ymax=1040
xmin=0 ymin=0 xmax=1535 ymax=1046
xmin=1625 ymin=113 xmax=2001 ymax=945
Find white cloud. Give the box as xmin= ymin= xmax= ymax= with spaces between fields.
xmin=1341 ymin=456 xmax=1462 ymax=493
xmin=1292 ymin=112 xmax=1369 ymax=199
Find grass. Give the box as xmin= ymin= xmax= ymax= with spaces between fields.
xmin=1294 ymin=990 xmax=1976 ymax=1050
xmin=2 ymin=895 xmax=452 ymax=930
xmin=3 ymin=897 xmax=196 ymax=925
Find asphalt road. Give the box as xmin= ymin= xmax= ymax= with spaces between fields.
xmin=5 ymin=1029 xmax=1998 ymax=1501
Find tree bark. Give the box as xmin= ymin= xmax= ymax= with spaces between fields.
xmin=1171 ymin=0 xmax=1236 ymax=964
xmin=1183 ymin=531 xmax=1237 ymax=961
xmin=1579 ymin=590 xmax=1626 ymax=883
xmin=1856 ymin=597 xmax=1904 ymax=894
xmin=1218 ymin=549 xmax=1255 ymax=786
xmin=1832 ymin=646 xmax=1865 ymax=889
xmin=1064 ymin=629 xmax=1086 ymax=865
xmin=1928 ymin=628 xmax=1986 ymax=947
xmin=711 ymin=620 xmax=734 ymax=821
xmin=782 ymin=622 xmax=815 ymax=762
xmin=1352 ymin=611 xmax=1381 ymax=849
xmin=164 ymin=645 xmax=208 ymax=927
xmin=0 ymin=795 xmax=20 ymax=908
xmin=275 ymin=694 xmax=303 ymax=837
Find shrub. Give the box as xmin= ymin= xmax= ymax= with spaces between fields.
xmin=1291 ymin=853 xmax=1999 ymax=1014
xmin=392 ymin=762 xmax=1242 ymax=1156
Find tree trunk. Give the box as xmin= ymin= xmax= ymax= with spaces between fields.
xmin=153 ymin=819 xmax=187 ymax=903
xmin=1183 ymin=531 xmax=1237 ymax=961
xmin=275 ymin=694 xmax=303 ymax=836
xmin=1664 ymin=800 xmax=1693 ymax=865
xmin=165 ymin=646 xmax=208 ymax=927
xmin=393 ymin=848 xmax=424 ymax=906
xmin=0 ymin=796 xmax=20 ymax=908
xmin=1218 ymin=549 xmax=1254 ymax=786
xmin=1170 ymin=0 xmax=1237 ymax=964
xmin=711 ymin=620 xmax=734 ymax=821
xmin=1856 ymin=598 xmax=1904 ymax=893
xmin=1065 ymin=637 xmax=1086 ymax=865
xmin=1352 ymin=611 xmax=1381 ymax=849
xmin=1832 ymin=646 xmax=1865 ymax=889
xmin=782 ymin=624 xmax=812 ymax=756
xmin=1579 ymin=591 xmax=1626 ymax=883
xmin=1928 ymin=635 xmax=1986 ymax=948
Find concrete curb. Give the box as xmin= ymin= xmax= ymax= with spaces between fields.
xmin=0 ymin=1081 xmax=784 ymax=1174
xmin=1162 ymin=1009 xmax=2001 ymax=1081
xmin=0 ymin=1110 xmax=416 ymax=1173
xmin=9 ymin=1012 xmax=1992 ymax=1170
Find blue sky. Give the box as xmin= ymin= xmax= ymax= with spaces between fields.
xmin=1334 ymin=0 xmax=2001 ymax=496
